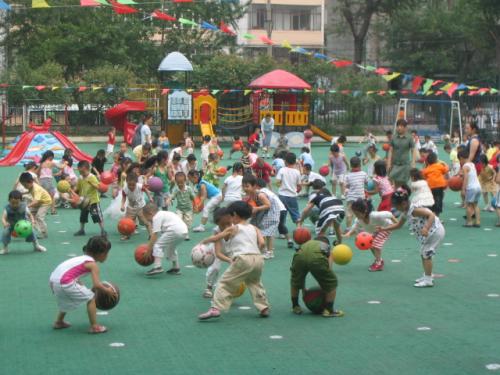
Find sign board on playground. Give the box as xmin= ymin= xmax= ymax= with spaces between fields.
xmin=168 ymin=91 xmax=192 ymax=120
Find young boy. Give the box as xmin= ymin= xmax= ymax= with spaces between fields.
xmin=422 ymin=135 xmax=438 ymax=154
xmin=1 ymin=190 xmax=46 ymax=254
xmin=119 ymin=142 xmax=132 ymax=159
xmin=167 ymin=172 xmax=196 ymax=240
xmin=18 ymin=172 xmax=52 ymax=239
xmin=201 ymin=135 xmax=211 ymax=171
xmin=290 ymin=236 xmax=344 ymax=317
xmin=181 ymin=153 xmax=198 ymax=176
xmin=344 ymin=157 xmax=368 ymax=229
xmin=458 ymin=149 xmax=482 ymax=227
xmin=276 ymin=152 xmax=301 ymax=224
xmin=248 ymin=127 xmax=261 ymax=149
xmin=444 ymin=143 xmax=460 ymax=176
xmin=73 ymin=161 xmax=106 ymax=237
xmin=229 ymin=136 xmax=244 ymax=159
xmin=198 ymin=201 xmax=270 ymax=320
xmin=106 ymin=127 xmax=116 ymax=157
xmin=120 ymin=173 xmax=153 ymax=240
xmin=300 ymin=163 xmax=326 ymax=197
xmin=142 ymin=202 xmax=188 ymax=276
xmin=299 ymin=146 xmax=315 ymax=170
xmin=421 ymin=152 xmax=449 ymax=216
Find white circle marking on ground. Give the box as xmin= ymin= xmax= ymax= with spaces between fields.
xmin=109 ymin=342 xmax=125 ymax=347
xmin=97 ymin=311 xmax=109 ymax=315
xmin=184 ymin=265 xmax=195 ymax=268
xmin=488 ymin=254 xmax=498 ymax=257
xmin=486 ymin=364 xmax=500 ymax=371
xmin=443 ymin=243 xmax=453 ymax=246
xmin=269 ymin=335 xmax=283 ymax=340
xmin=61 ymin=242 xmax=70 ymax=245
xmin=54 ymin=221 xmax=61 ymax=224
xmin=448 ymin=258 xmax=461 ymax=263
xmin=66 ymin=253 xmax=77 ymax=257
xmin=484 ymin=228 xmax=493 ymax=231
xmin=417 ymin=327 xmax=431 ymax=331
xmin=58 ymin=230 xmax=67 ymax=233
xmin=487 ymin=294 xmax=500 ymax=298
xmin=238 ymin=306 xmax=251 ymax=310
xmin=367 ymin=300 xmax=381 ymax=304
xmin=391 ymin=259 xmax=401 ymax=263
xmin=449 ymin=218 xmax=457 ymax=221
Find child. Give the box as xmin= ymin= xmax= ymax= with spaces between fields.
xmin=18 ymin=172 xmax=52 ymax=239
xmin=1 ymin=190 xmax=46 ymax=255
xmin=421 ymin=152 xmax=449 ymax=216
xmin=14 ymin=161 xmax=39 ymax=203
xmin=167 ymin=172 xmax=196 ymax=240
xmin=290 ymin=236 xmax=344 ymax=317
xmin=142 ymin=202 xmax=188 ymax=276
xmin=153 ymin=150 xmax=169 ymax=210
xmin=120 ymin=173 xmax=153 ymax=240
xmin=299 ymin=146 xmax=315 ymax=170
xmin=495 ymin=157 xmax=500 ymax=227
xmin=251 ymin=157 xmax=273 ymax=190
xmin=380 ymin=186 xmax=445 ymax=287
xmin=275 ymin=132 xmax=289 ymax=155
xmin=205 ymin=153 xmax=222 ymax=188
xmin=184 ymin=132 xmax=195 ymax=155
xmin=422 ymin=135 xmax=438 ymax=154
xmin=201 ymin=135 xmax=211 ymax=171
xmin=272 ymin=151 xmax=286 ymax=175
xmin=74 ymin=160 xmax=106 ymax=237
xmin=240 ymin=144 xmax=252 ymax=172
xmin=39 ymin=150 xmax=58 ymax=215
xmin=344 ymin=199 xmax=395 ymax=272
xmin=248 ymin=127 xmax=260 ymax=149
xmin=158 ymin=130 xmax=170 ymax=151
xmin=369 ymin=160 xmax=394 ymax=212
xmin=478 ymin=154 xmax=497 ymax=212
xmin=181 ymin=154 xmax=198 ymax=176
xmin=198 ymin=201 xmax=270 ymax=320
xmin=49 ymin=236 xmax=113 ymax=333
xmin=119 ymin=142 xmax=132 ymax=159
xmin=458 ymin=149 xmax=482 ymax=227
xmin=242 ymin=175 xmax=280 ymax=259
xmin=411 ymin=130 xmax=421 ymax=150
xmin=329 ymin=144 xmax=348 ymax=198
xmin=229 ymin=136 xmax=244 ymax=159
xmin=106 ymin=127 xmax=116 ymax=157
xmin=221 ymin=162 xmax=243 ymax=205
xmin=276 ymin=152 xmax=301 ymax=224
xmin=451 ymin=130 xmax=461 ymax=146
xmin=444 ymin=143 xmax=460 ymax=176
xmin=169 ymin=142 xmax=185 ymax=162
xmin=363 ymin=144 xmax=380 ymax=177
xmin=409 ymin=168 xmax=434 ymax=210
xmin=91 ymin=149 xmax=107 ymax=178
xmin=189 ymin=170 xmax=223 ymax=233
xmin=300 ymin=164 xmax=326 ymax=197
xmin=344 ymin=157 xmax=368 ymax=229
xmin=208 ymin=137 xmax=222 ymax=157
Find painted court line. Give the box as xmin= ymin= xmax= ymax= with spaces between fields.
xmin=97 ymin=311 xmax=109 ymax=315
xmin=391 ymin=259 xmax=401 ymax=263
xmin=367 ymin=300 xmax=381 ymax=304
xmin=486 ymin=364 xmax=500 ymax=371
xmin=109 ymin=343 xmax=125 ymax=347
xmin=269 ymin=335 xmax=283 ymax=340
xmin=61 ymin=242 xmax=70 ymax=245
xmin=443 ymin=243 xmax=453 ymax=246
xmin=487 ymin=294 xmax=500 ymax=298
xmin=417 ymin=327 xmax=431 ymax=331
xmin=184 ymin=265 xmax=195 ymax=269
xmin=238 ymin=306 xmax=251 ymax=310
xmin=488 ymin=254 xmax=498 ymax=257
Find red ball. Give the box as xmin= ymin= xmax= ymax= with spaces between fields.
xmin=355 ymin=231 xmax=373 ymax=250
xmin=303 ymin=129 xmax=313 ymax=139
xmin=217 ymin=150 xmax=224 ymax=157
xmin=448 ymin=176 xmax=463 ymax=191
xmin=98 ymin=182 xmax=109 ymax=193
xmin=319 ymin=165 xmax=330 ymax=176
xmin=100 ymin=171 xmax=115 ymax=185
xmin=117 ymin=217 xmax=136 ymax=236
xmin=217 ymin=166 xmax=228 ymax=176
xmin=193 ymin=196 xmax=204 ymax=213
xmin=233 ymin=144 xmax=242 ymax=151
xmin=293 ymin=227 xmax=312 ymax=245
xmin=134 ymin=244 xmax=154 ymax=266
xmin=382 ymin=143 xmax=390 ymax=152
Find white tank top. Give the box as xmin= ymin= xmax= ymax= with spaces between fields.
xmin=228 ymin=223 xmax=260 ymax=256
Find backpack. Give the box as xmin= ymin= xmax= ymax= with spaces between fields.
xmin=131 ymin=123 xmax=143 ymax=148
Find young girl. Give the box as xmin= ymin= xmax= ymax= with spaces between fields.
xmin=49 ymin=236 xmax=113 ymax=333
xmin=363 ymin=144 xmax=380 ymax=178
xmin=208 ymin=137 xmax=221 ymax=158
xmin=478 ymin=154 xmax=497 ymax=212
xmin=201 ymin=135 xmax=211 ymax=171
xmin=221 ymin=162 xmax=243 ymax=206
xmin=189 ymin=170 xmax=223 ymax=233
xmin=380 ymin=186 xmax=445 ymax=287
xmin=184 ymin=131 xmax=195 ymax=156
xmin=204 ymin=153 xmax=222 ymax=188
xmin=39 ymin=150 xmax=58 ymax=215
xmin=106 ymin=127 xmax=116 ymax=157
xmin=409 ymin=168 xmax=434 ymax=209
xmin=369 ymin=160 xmax=394 ymax=212
xmin=109 ymin=152 xmax=121 ymax=198
xmin=61 ymin=155 xmax=78 ymax=188
xmin=240 ymin=144 xmax=252 ymax=173
xmin=251 ymin=157 xmax=274 ymax=190
xmin=329 ymin=144 xmax=348 ymax=198
xmin=344 ymin=199 xmax=396 ymax=272
xmin=158 ymin=131 xmax=170 ymax=151
xmin=198 ymin=201 xmax=269 ymax=320
xmin=153 ymin=151 xmax=169 ymax=209
xmin=458 ymin=149 xmax=482 ymax=227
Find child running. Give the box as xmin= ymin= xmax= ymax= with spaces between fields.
xmin=18 ymin=172 xmax=52 ymax=239
xmin=167 ymin=172 xmax=196 ymax=240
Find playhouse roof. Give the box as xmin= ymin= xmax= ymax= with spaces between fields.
xmin=248 ymin=69 xmax=311 ymax=90
xmin=158 ymin=51 xmax=193 ymax=72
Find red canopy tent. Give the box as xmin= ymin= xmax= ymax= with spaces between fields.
xmin=105 ymin=101 xmax=146 ymax=145
xmin=248 ymin=69 xmax=312 ymax=90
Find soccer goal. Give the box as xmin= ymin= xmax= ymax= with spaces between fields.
xmin=394 ymin=98 xmax=462 ymax=142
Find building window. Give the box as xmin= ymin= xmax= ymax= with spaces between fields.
xmin=250 ymin=5 xmax=266 ymax=29
xmin=250 ymin=5 xmax=321 ymax=31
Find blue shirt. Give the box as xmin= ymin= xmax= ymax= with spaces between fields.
xmin=300 ymin=152 xmax=315 ymax=169
xmin=5 ymin=203 xmax=28 ymax=225
xmin=197 ymin=180 xmax=220 ymax=199
xmin=272 ymin=158 xmax=285 ymax=173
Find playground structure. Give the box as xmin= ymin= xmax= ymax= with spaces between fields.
xmin=192 ymin=93 xmax=217 ymax=138
xmin=105 ymin=100 xmax=147 ymax=145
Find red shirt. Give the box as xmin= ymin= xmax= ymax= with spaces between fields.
xmin=490 ymin=150 xmax=499 ymax=170
xmin=108 ymin=131 xmax=116 ymax=145
xmin=252 ymin=162 xmax=273 ymax=183
xmin=248 ymin=133 xmax=260 ymax=146
xmin=232 ymin=140 xmax=244 ymax=150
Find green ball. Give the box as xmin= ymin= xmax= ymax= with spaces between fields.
xmin=14 ymin=220 xmax=32 ymax=238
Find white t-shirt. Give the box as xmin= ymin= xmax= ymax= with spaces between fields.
xmin=152 ymin=211 xmax=188 ymax=234
xmin=352 ymin=211 xmax=393 ymax=233
xmin=140 ymin=124 xmax=151 ymax=145
xmin=223 ymin=175 xmax=243 ymax=202
xmin=276 ymin=166 xmax=301 ymax=197
xmin=306 ymin=171 xmax=326 ymax=184
xmin=123 ymin=183 xmax=146 ymax=209
xmin=181 ymin=160 xmax=197 ymax=176
xmin=464 ymin=162 xmax=481 ymax=190
xmin=227 ymin=223 xmax=260 ymax=256
xmin=201 ymin=143 xmax=210 ymax=162
xmin=169 ymin=147 xmax=183 ymax=162
xmin=260 ymin=187 xmax=286 ymax=211
xmin=345 ymin=170 xmax=368 ymax=201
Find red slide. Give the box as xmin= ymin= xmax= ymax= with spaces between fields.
xmin=51 ymin=131 xmax=93 ymax=162
xmin=0 ymin=132 xmax=36 ymax=166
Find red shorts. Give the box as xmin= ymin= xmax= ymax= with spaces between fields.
xmin=378 ymin=194 xmax=392 ymax=212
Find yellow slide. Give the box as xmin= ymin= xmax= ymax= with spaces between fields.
xmin=200 ymin=122 xmax=215 ymax=138
xmin=310 ymin=125 xmax=332 ymax=142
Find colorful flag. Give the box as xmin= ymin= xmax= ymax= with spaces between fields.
xmin=32 ymin=0 xmax=50 ymax=8
xmin=152 ymin=10 xmax=176 ymax=22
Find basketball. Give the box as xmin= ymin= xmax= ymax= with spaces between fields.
xmin=293 ymin=228 xmax=312 ymax=245
xmin=117 ymin=217 xmax=136 ymax=236
xmin=70 ymin=194 xmax=81 ymax=209
xmin=97 ymin=182 xmax=109 ymax=193
xmin=303 ymin=129 xmax=313 ymax=139
xmin=366 ymin=179 xmax=376 ymax=191
xmin=100 ymin=171 xmax=115 ymax=185
xmin=332 ymin=244 xmax=353 ymax=265
xmin=302 ymin=286 xmax=325 ymax=314
xmin=382 ymin=143 xmax=390 ymax=152
xmin=319 ymin=165 xmax=330 ymax=176
xmin=217 ymin=166 xmax=228 ymax=176
xmin=191 ymin=244 xmax=215 ymax=268
xmin=233 ymin=283 xmax=246 ymax=298
xmin=148 ymin=177 xmax=164 ymax=193
xmin=57 ymin=180 xmax=71 ymax=193
xmin=233 ymin=144 xmax=242 ymax=151
xmin=355 ymin=232 xmax=373 ymax=250
xmin=193 ymin=196 xmax=204 ymax=213
xmin=14 ymin=220 xmax=32 ymax=238
xmin=217 ymin=150 xmax=224 ymax=158
xmin=134 ymin=244 xmax=154 ymax=266
xmin=448 ymin=176 xmax=463 ymax=191
xmin=93 ymin=281 xmax=120 ymax=311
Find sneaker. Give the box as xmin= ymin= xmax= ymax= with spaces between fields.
xmin=63 ymin=202 xmax=71 ymax=209
xmin=73 ymin=230 xmax=86 ymax=236
xmin=166 ymin=268 xmax=181 ymax=275
xmin=0 ymin=247 xmax=8 ymax=255
xmin=34 ymin=244 xmax=47 ymax=252
xmin=198 ymin=307 xmax=221 ymax=320
xmin=414 ymin=278 xmax=434 ymax=288
xmin=193 ymin=225 xmax=206 ymax=232
xmin=292 ymin=305 xmax=303 ymax=315
xmin=184 ymin=235 xmax=190 ymax=241
xmin=203 ymin=288 xmax=213 ymax=298
xmin=287 ymin=241 xmax=294 ymax=249
xmin=145 ymin=267 xmax=164 ymax=276
xmin=263 ymin=251 xmax=274 ymax=259
xmin=279 ymin=234 xmax=286 ymax=239
xmin=368 ymin=261 xmax=384 ymax=272
xmin=259 ymin=308 xmax=270 ymax=318
xmin=329 ymin=229 xmax=334 ymax=236
xmin=322 ymin=309 xmax=345 ymax=318
xmin=415 ymin=274 xmax=434 ymax=283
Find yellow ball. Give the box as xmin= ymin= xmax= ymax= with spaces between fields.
xmin=332 ymin=244 xmax=353 ymax=265
xmin=57 ymin=180 xmax=71 ymax=193
xmin=233 ymin=283 xmax=246 ymax=297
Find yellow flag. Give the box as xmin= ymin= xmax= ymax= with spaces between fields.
xmin=32 ymin=0 xmax=50 ymax=7
xmin=244 ymin=89 xmax=252 ymax=95
xmin=304 ymin=89 xmax=311 ymax=94
xmin=281 ymin=40 xmax=292 ymax=49
xmin=440 ymin=83 xmax=453 ymax=91
xmin=51 ymin=86 xmax=59 ymax=91
xmin=382 ymin=72 xmax=401 ymax=81
xmin=146 ymin=88 xmax=156 ymax=92
xmin=425 ymin=90 xmax=434 ymax=96
xmin=92 ymin=86 xmax=102 ymax=91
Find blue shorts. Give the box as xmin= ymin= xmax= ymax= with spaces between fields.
xmin=465 ymin=188 xmax=481 ymax=204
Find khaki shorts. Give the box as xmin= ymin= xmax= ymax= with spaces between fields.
xmin=290 ymin=249 xmax=338 ymax=292
xmin=126 ymin=206 xmax=147 ymax=224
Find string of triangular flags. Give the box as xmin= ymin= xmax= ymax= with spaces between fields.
xmin=0 ymin=0 xmax=497 ymax=96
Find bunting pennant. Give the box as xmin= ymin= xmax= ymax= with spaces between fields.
xmin=173 ymin=0 xmax=193 ymax=2
xmin=109 ymin=0 xmax=137 ymax=14
xmin=179 ymin=18 xmax=198 ymax=27
xmin=412 ymin=76 xmax=424 ymax=93
xmin=375 ymin=68 xmax=389 ymax=75
xmin=152 ymin=10 xmax=176 ymax=22
xmin=422 ymin=79 xmax=433 ymax=93
xmin=220 ymin=21 xmax=236 ymax=35
xmin=22 ymin=85 xmax=32 ymax=90
xmin=259 ymin=35 xmax=274 ymax=45
xmin=52 ymin=86 xmax=59 ymax=91
xmin=446 ymin=83 xmax=459 ymax=97
xmin=382 ymin=72 xmax=401 ymax=81
xmin=313 ymin=53 xmax=328 ymax=60
xmin=281 ymin=40 xmax=292 ymax=49
xmin=92 ymin=86 xmax=102 ymax=91
xmin=161 ymin=88 xmax=170 ymax=95
xmin=35 ymin=85 xmax=46 ymax=91
xmin=201 ymin=21 xmax=218 ymax=31
xmin=94 ymin=0 xmax=109 ymax=4
xmin=78 ymin=86 xmax=88 ymax=92
xmin=116 ymin=0 xmax=136 ymax=4
xmin=80 ymin=0 xmax=100 ymax=6
xmin=243 ymin=33 xmax=256 ymax=40
xmin=244 ymin=89 xmax=252 ymax=95
xmin=431 ymin=80 xmax=443 ymax=87
xmin=331 ymin=60 xmax=352 ymax=68
xmin=32 ymin=0 xmax=50 ymax=8
xmin=0 ymin=0 xmax=11 ymax=10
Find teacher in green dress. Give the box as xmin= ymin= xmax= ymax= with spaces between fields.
xmin=387 ymin=119 xmax=418 ymax=187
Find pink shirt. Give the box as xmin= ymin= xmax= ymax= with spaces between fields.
xmin=50 ymin=255 xmax=94 ymax=285
xmin=40 ymin=166 xmax=53 ymax=179
xmin=374 ymin=176 xmax=394 ymax=197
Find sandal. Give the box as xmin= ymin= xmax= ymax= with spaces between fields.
xmin=53 ymin=321 xmax=71 ymax=329
xmin=88 ymin=325 xmax=108 ymax=334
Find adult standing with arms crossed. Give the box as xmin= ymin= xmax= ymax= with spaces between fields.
xmin=387 ymin=119 xmax=418 ymax=187
xmin=141 ymin=114 xmax=153 ymax=146
xmin=261 ymin=114 xmax=275 ymax=159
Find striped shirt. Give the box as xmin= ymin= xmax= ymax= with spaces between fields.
xmin=345 ymin=170 xmax=368 ymax=202
xmin=171 ymin=185 xmax=195 ymax=212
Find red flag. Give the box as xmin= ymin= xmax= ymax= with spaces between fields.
xmin=173 ymin=0 xmax=192 ymax=2
xmin=152 ymin=10 xmax=176 ymax=22
xmin=109 ymin=0 xmax=137 ymax=14
xmin=259 ymin=35 xmax=274 ymax=45
xmin=161 ymin=88 xmax=170 ymax=95
xmin=412 ymin=76 xmax=424 ymax=93
xmin=220 ymin=21 xmax=236 ymax=36
xmin=375 ymin=68 xmax=389 ymax=75
xmin=35 ymin=85 xmax=46 ymax=91
xmin=331 ymin=60 xmax=352 ymax=68
xmin=78 ymin=86 xmax=88 ymax=92
xmin=431 ymin=80 xmax=443 ymax=87
xmin=447 ymin=83 xmax=459 ymax=97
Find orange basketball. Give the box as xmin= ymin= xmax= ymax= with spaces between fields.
xmin=100 ymin=171 xmax=115 ymax=185
xmin=217 ymin=167 xmax=228 ymax=176
xmin=117 ymin=217 xmax=136 ymax=236
xmin=70 ymin=194 xmax=81 ymax=209
xmin=134 ymin=244 xmax=153 ymax=266
xmin=448 ymin=176 xmax=463 ymax=191
xmin=233 ymin=144 xmax=242 ymax=151
xmin=193 ymin=196 xmax=204 ymax=213
xmin=247 ymin=199 xmax=257 ymax=208
xmin=382 ymin=143 xmax=390 ymax=152
xmin=98 ymin=182 xmax=109 ymax=193
xmin=217 ymin=150 xmax=224 ymax=158
xmin=293 ymin=227 xmax=312 ymax=245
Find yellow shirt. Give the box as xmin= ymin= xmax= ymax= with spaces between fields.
xmin=31 ymin=183 xmax=52 ymax=206
xmin=449 ymin=149 xmax=459 ymax=164
xmin=486 ymin=147 xmax=497 ymax=161
xmin=76 ymin=174 xmax=100 ymax=204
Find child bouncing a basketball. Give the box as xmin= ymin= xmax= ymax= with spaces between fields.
xmin=49 ymin=236 xmax=115 ymax=334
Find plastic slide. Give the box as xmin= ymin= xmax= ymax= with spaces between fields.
xmin=200 ymin=122 xmax=215 ymax=138
xmin=310 ymin=125 xmax=332 ymax=142
xmin=0 ymin=132 xmax=36 ymax=166
xmin=51 ymin=132 xmax=93 ymax=162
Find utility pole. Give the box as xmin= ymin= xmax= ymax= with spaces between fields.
xmin=265 ymin=0 xmax=272 ymax=56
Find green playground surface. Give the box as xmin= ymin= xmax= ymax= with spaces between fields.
xmin=1 ymin=142 xmax=500 ymax=375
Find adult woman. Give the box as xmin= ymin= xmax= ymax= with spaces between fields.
xmin=464 ymin=122 xmax=483 ymax=174
xmin=260 ymin=114 xmax=275 ymax=158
